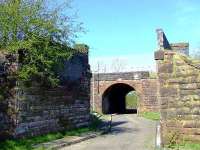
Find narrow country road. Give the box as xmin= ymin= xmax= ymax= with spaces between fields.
xmin=60 ymin=114 xmax=157 ymax=150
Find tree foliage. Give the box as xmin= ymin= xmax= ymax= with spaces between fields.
xmin=74 ymin=44 xmax=89 ymax=53
xmin=0 ymin=0 xmax=83 ymax=87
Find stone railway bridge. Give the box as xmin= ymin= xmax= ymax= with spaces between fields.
xmin=91 ymin=71 xmax=159 ymax=114
xmin=1 ymin=28 xmax=200 ymax=145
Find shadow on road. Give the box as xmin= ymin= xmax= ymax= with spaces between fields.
xmin=111 ymin=121 xmax=127 ymax=127
xmin=111 ymin=127 xmax=140 ymax=135
xmin=101 ymin=115 xmax=140 ymax=135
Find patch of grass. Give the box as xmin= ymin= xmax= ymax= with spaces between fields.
xmin=126 ymin=91 xmax=138 ymax=109
xmin=166 ymin=142 xmax=200 ymax=150
xmin=0 ymin=132 xmax=64 ymax=150
xmin=0 ymin=113 xmax=103 ymax=150
xmin=178 ymin=143 xmax=200 ymax=150
xmin=140 ymin=112 xmax=160 ymax=121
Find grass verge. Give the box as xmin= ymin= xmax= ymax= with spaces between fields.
xmin=165 ymin=142 xmax=200 ymax=150
xmin=0 ymin=113 xmax=103 ymax=150
xmin=140 ymin=112 xmax=160 ymax=121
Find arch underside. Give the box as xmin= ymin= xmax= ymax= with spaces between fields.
xmin=102 ymin=83 xmax=137 ymax=114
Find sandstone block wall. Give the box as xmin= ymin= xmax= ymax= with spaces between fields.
xmin=0 ymin=52 xmax=91 ymax=139
xmin=155 ymin=50 xmax=200 ymax=144
xmin=140 ymin=79 xmax=159 ymax=112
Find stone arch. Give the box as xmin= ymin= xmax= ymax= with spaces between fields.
xmin=102 ymin=83 xmax=138 ymax=114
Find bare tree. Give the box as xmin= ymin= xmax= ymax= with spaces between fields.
xmin=92 ymin=61 xmax=108 ymax=73
xmin=111 ymin=58 xmax=126 ymax=72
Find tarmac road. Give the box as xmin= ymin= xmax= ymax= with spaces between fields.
xmin=60 ymin=114 xmax=157 ymax=150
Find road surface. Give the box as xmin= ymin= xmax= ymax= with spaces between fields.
xmin=60 ymin=114 xmax=157 ymax=150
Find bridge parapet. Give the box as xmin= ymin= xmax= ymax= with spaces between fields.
xmin=92 ymin=71 xmax=150 ymax=81
xmin=156 ymin=28 xmax=189 ymax=55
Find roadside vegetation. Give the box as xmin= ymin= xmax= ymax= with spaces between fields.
xmin=125 ymin=92 xmax=161 ymax=122
xmin=140 ymin=112 xmax=160 ymax=121
xmin=156 ymin=143 xmax=200 ymax=150
xmin=149 ymin=71 xmax=157 ymax=79
xmin=0 ymin=113 xmax=104 ymax=150
xmin=125 ymin=91 xmax=138 ymax=109
xmin=0 ymin=127 xmax=90 ymax=150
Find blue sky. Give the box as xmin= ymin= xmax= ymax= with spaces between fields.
xmin=71 ymin=0 xmax=200 ymax=72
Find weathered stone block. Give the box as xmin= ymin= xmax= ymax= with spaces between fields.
xmin=176 ymin=107 xmax=191 ymax=115
xmin=180 ymin=90 xmax=199 ymax=96
xmin=192 ymin=107 xmax=200 ymax=115
xmin=160 ymin=87 xmax=178 ymax=97
xmin=158 ymin=63 xmax=173 ymax=73
xmin=154 ymin=50 xmax=165 ymax=60
xmin=180 ymin=83 xmax=198 ymax=90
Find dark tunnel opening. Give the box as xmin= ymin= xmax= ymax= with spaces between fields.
xmin=102 ymin=83 xmax=137 ymax=114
